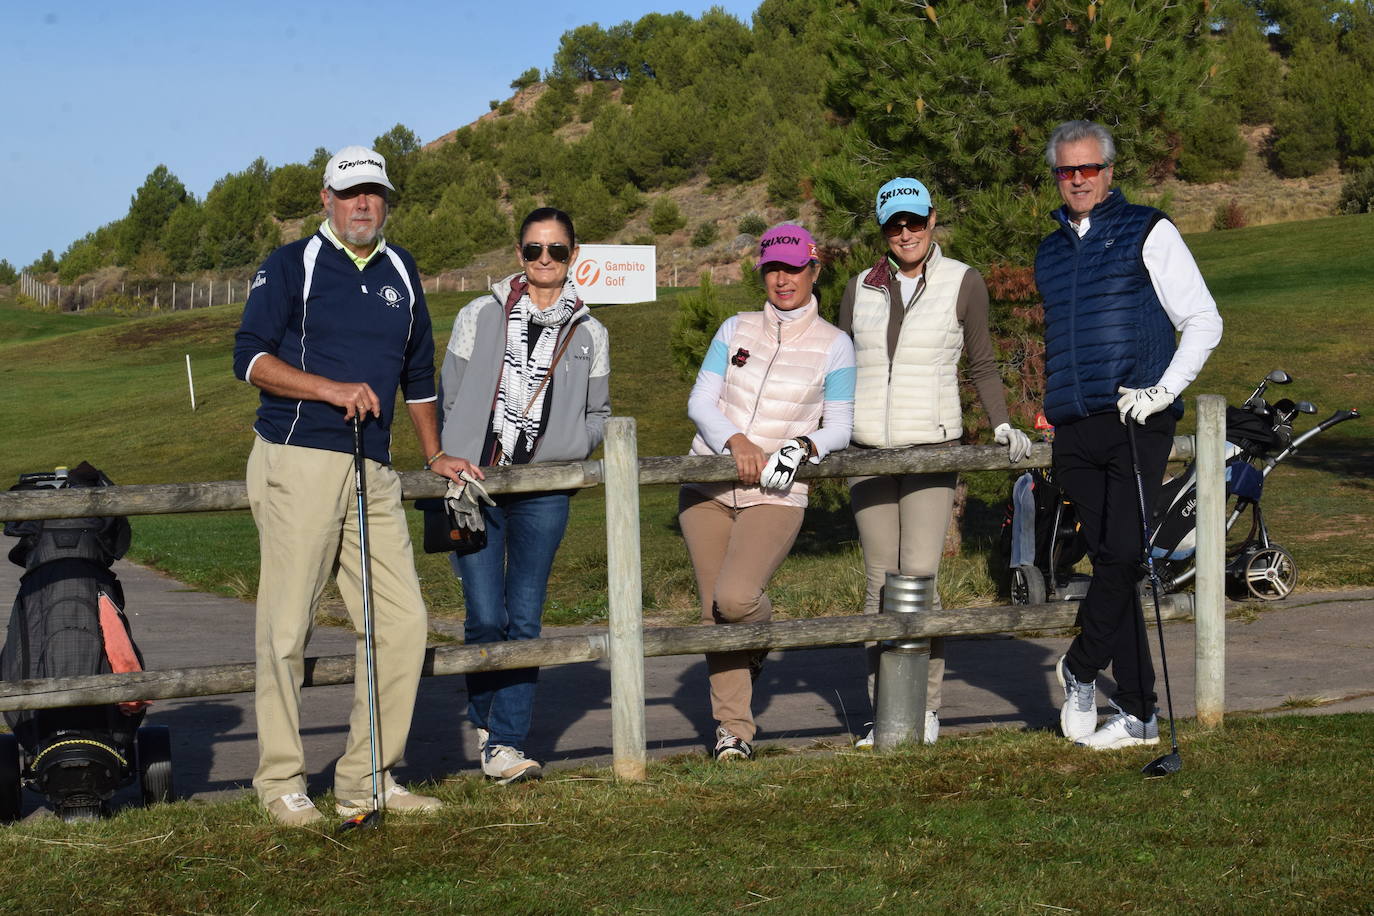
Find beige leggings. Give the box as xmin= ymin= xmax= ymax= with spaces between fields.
xmin=678 ymin=488 xmax=804 ymax=742
xmin=849 ymin=472 xmax=958 ymax=712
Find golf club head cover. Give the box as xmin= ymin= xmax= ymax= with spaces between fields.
xmin=445 ymin=472 xmax=495 ymax=532
xmin=993 ymin=423 xmax=1033 ymax=463
xmin=760 ymin=438 xmax=807 ymax=491
xmin=1117 ymin=385 xmax=1174 ymax=425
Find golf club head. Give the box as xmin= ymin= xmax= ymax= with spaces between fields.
xmin=336 ymin=809 xmax=382 ymax=834
xmin=1141 ymin=751 xmax=1182 ymax=777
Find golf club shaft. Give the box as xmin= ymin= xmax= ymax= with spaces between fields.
xmin=352 ymin=418 xmax=383 ymax=814
xmin=1125 ymin=422 xmax=1180 ymax=753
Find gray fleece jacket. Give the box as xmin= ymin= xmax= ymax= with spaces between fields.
xmin=438 ymin=273 xmax=611 ymax=465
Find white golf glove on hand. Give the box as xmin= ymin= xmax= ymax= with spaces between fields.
xmin=445 ymin=471 xmax=495 ymax=532
xmin=760 ymin=438 xmax=809 ymax=491
xmin=1117 ymin=385 xmax=1174 ymax=425
xmin=993 ymin=423 xmax=1033 ymax=463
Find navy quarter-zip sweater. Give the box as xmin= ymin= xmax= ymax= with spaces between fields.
xmin=1034 ymin=189 xmax=1181 ymax=426
xmin=233 ymin=232 xmax=436 ymax=465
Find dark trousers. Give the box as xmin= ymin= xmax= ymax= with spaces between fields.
xmin=1053 ymin=411 xmax=1176 ymax=721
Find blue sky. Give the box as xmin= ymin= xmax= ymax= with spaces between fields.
xmin=3 ymin=0 xmax=761 ymax=269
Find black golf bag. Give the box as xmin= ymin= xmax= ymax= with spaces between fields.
xmin=1 ymin=462 xmax=168 ymax=821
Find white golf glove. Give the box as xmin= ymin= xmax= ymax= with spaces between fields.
xmin=993 ymin=423 xmax=1033 ymax=463
xmin=760 ymin=438 xmax=809 ymax=491
xmin=1117 ymin=385 xmax=1174 ymax=425
xmin=445 ymin=471 xmax=495 ymax=532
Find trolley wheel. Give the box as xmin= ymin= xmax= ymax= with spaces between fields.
xmin=57 ymin=802 xmax=106 ymax=823
xmin=1242 ymin=546 xmax=1297 ymax=601
xmin=135 ymin=726 xmax=174 ymax=807
xmin=1011 ymin=565 xmax=1047 ymax=606
xmin=0 ymin=734 xmax=21 ymax=824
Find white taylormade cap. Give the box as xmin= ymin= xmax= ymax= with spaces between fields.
xmin=323 ymin=145 xmax=395 ymax=192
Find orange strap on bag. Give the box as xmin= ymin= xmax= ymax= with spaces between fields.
xmin=97 ymin=590 xmax=150 ymax=715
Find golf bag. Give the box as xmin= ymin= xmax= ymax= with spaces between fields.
xmin=1003 ymin=371 xmax=1360 ymax=604
xmin=1 ymin=462 xmax=150 ymax=819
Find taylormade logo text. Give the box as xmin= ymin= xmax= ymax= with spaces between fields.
xmin=337 ymin=158 xmax=384 ymax=171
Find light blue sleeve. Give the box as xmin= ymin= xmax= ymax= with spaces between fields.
xmin=701 ymin=338 xmax=729 ymax=377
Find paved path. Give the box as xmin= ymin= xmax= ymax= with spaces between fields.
xmin=2 ymin=557 xmax=1371 ymax=816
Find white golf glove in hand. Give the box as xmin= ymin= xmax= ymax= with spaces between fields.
xmin=1117 ymin=385 xmax=1174 ymax=425
xmin=993 ymin=423 xmax=1033 ymax=463
xmin=445 ymin=471 xmax=495 ymax=532
xmin=760 ymin=438 xmax=808 ymax=491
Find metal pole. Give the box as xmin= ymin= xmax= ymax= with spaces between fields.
xmin=874 ymin=573 xmax=934 ymax=751
xmin=604 ymin=417 xmax=647 ymax=781
xmin=1194 ymin=394 xmax=1226 ymax=726
xmin=185 ymin=354 xmax=196 ymax=411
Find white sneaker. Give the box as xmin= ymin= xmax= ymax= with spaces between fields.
xmin=483 ymin=744 xmax=543 ymax=784
xmin=1075 ymin=704 xmax=1160 ymax=750
xmin=335 ymin=784 xmax=443 ymax=816
xmin=854 ymin=712 xmax=937 ymax=747
xmin=1057 ymin=654 xmax=1099 ymax=741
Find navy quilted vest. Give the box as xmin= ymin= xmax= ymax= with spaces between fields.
xmin=1034 ymin=189 xmax=1181 ymax=426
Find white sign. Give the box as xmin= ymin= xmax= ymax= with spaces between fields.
xmin=572 ymin=245 xmax=657 ymax=304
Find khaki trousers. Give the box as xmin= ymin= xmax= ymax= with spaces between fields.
xmin=679 ymin=489 xmax=803 ymax=742
xmin=849 ymin=472 xmax=957 ymax=712
xmin=247 ymin=438 xmax=428 ymax=803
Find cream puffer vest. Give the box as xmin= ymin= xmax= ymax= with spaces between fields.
xmin=690 ymin=300 xmax=845 ymax=509
xmin=850 ymin=244 xmax=967 ymax=447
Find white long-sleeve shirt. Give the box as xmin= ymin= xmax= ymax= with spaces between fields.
xmin=1073 ymin=216 xmax=1223 ymax=396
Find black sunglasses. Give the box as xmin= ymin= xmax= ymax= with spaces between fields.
xmin=521 ymin=242 xmax=572 ymax=263
xmin=1051 ymin=163 xmax=1109 ymax=180
xmin=882 ymin=213 xmax=930 ymax=235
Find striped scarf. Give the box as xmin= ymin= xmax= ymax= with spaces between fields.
xmin=492 ymin=277 xmax=579 ymax=464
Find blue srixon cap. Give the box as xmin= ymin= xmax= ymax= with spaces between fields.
xmin=875 ymin=177 xmax=932 ymax=224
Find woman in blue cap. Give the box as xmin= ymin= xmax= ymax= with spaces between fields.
xmin=837 ymin=178 xmax=1030 ymax=746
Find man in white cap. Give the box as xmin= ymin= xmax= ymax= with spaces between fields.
xmin=233 ymin=145 xmax=477 ymax=825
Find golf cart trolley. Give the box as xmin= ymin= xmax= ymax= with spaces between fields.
xmin=1 ymin=464 xmax=173 ymax=823
xmin=1004 ymin=370 xmax=1360 ymax=605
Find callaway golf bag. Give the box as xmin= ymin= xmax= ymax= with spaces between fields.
xmin=1004 ymin=371 xmax=1360 ymax=604
xmin=1 ymin=462 xmax=171 ymax=822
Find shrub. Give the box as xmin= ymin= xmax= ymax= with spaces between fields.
xmin=1177 ymin=109 xmax=1246 ymax=183
xmin=668 ymin=273 xmax=736 ymax=382
xmin=737 ymin=213 xmax=767 ymax=236
xmin=629 ymin=233 xmax=655 ymax=246
xmin=691 ymin=221 xmax=719 ymax=248
xmin=648 ymin=197 xmax=685 ymax=235
xmin=1211 ymin=200 xmax=1248 ymax=231
xmin=510 ymin=67 xmax=540 ymax=91
xmin=1337 ymin=167 xmax=1374 ymax=215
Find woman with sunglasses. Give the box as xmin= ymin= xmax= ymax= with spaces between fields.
xmin=680 ymin=223 xmax=855 ymax=761
xmin=837 ymin=178 xmax=1030 ymax=747
xmin=437 ymin=207 xmax=610 ymax=784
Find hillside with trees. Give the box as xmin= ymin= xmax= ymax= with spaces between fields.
xmin=15 ymin=0 xmax=1374 ymax=302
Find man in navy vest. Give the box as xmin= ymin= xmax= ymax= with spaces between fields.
xmin=1034 ymin=121 xmax=1223 ymax=751
xmin=234 ymin=146 xmax=477 ymax=825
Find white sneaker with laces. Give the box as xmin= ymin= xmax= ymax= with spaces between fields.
xmin=713 ymin=726 xmax=753 ymax=760
xmin=1057 ymin=654 xmax=1099 ymax=740
xmin=854 ymin=711 xmax=938 ymax=747
xmin=1075 ymin=703 xmax=1160 ymax=750
xmin=483 ymin=744 xmax=543 ymax=784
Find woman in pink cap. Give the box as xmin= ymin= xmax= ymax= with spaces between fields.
xmin=679 ymin=223 xmax=856 ymax=761
xmin=838 ymin=177 xmax=1031 ymax=747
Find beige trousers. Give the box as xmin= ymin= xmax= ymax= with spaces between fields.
xmin=679 ymin=489 xmax=803 ymax=742
xmin=247 ymin=438 xmax=428 ymax=804
xmin=849 ymin=472 xmax=957 ymax=712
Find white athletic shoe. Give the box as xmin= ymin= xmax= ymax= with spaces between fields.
xmin=854 ymin=711 xmax=938 ymax=747
xmin=1057 ymin=654 xmax=1099 ymax=741
xmin=1075 ymin=703 xmax=1160 ymax=750
xmin=482 ymin=744 xmax=543 ymax=784
xmin=335 ymin=784 xmax=443 ymax=816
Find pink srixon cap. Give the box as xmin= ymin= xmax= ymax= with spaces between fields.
xmin=755 ymin=224 xmax=818 ymax=268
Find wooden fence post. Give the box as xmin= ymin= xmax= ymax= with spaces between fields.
xmin=1194 ymin=394 xmax=1227 ymax=726
xmin=604 ymin=417 xmax=647 ymax=780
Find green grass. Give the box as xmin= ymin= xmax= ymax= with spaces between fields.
xmin=1 ymin=714 xmax=1370 ymax=913
xmin=2 ymin=213 xmax=1372 ymax=625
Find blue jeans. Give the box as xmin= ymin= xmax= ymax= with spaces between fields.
xmin=451 ymin=490 xmax=570 ymax=750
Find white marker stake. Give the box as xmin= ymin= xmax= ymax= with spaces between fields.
xmin=186 ymin=354 xmax=197 ymax=411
